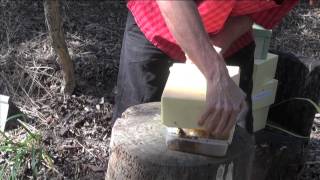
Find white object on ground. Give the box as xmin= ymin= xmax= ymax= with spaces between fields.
xmin=0 ymin=95 xmax=9 ymax=132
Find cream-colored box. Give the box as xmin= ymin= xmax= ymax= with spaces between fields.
xmin=252 ymin=79 xmax=278 ymax=110
xmin=253 ymin=24 xmax=272 ymax=59
xmin=253 ymin=106 xmax=270 ymax=132
xmin=161 ymin=63 xmax=240 ymax=129
xmin=253 ymin=53 xmax=278 ymax=89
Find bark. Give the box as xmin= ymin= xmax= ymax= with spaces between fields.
xmin=44 ymin=0 xmax=75 ymax=94
xmin=253 ymin=52 xmax=319 ymax=179
xmin=268 ymin=51 xmax=320 ymax=137
xmin=106 ymin=102 xmax=254 ymax=180
xmin=254 ymin=126 xmax=307 ymax=180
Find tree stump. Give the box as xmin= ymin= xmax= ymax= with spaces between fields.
xmin=106 ymin=102 xmax=254 ymax=180
xmin=253 ymin=51 xmax=319 ymax=180
xmin=268 ymin=51 xmax=320 ymax=137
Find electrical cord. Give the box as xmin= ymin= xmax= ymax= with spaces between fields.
xmin=266 ymin=123 xmax=310 ymax=139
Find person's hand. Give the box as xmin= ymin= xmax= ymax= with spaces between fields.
xmin=198 ymin=54 xmax=247 ymax=139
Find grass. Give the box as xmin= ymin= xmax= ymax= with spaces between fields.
xmin=0 ymin=115 xmax=54 ymax=179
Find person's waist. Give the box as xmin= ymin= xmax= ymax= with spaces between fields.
xmin=222 ymin=30 xmax=254 ymax=58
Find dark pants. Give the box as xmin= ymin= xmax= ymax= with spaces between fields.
xmin=113 ymin=12 xmax=255 ymax=133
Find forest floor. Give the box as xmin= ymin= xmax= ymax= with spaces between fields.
xmin=0 ymin=1 xmax=319 ymax=179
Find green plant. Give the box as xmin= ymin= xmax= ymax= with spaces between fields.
xmin=0 ymin=114 xmax=53 ymax=179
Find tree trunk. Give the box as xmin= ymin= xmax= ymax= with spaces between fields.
xmin=268 ymin=51 xmax=320 ymax=137
xmin=44 ymin=0 xmax=75 ymax=94
xmin=253 ymin=126 xmax=307 ymax=180
xmin=252 ymin=51 xmax=319 ymax=180
xmin=106 ymin=102 xmax=255 ymax=180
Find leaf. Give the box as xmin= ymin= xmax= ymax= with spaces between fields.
xmin=6 ymin=114 xmax=25 ymax=122
xmin=0 ymin=145 xmax=15 ymax=153
xmin=0 ymin=131 xmax=14 ymax=145
xmin=42 ymin=153 xmax=53 ymax=169
xmin=31 ymin=145 xmax=38 ymax=179
xmin=0 ymin=165 xmax=5 ymax=178
xmin=0 ymin=115 xmax=50 ymax=179
xmin=16 ymin=120 xmax=36 ymax=139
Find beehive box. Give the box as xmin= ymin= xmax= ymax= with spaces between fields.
xmin=253 ymin=53 xmax=278 ymax=89
xmin=252 ymin=79 xmax=278 ymax=132
xmin=253 ymin=106 xmax=270 ymax=132
xmin=253 ymin=24 xmax=272 ymax=59
xmin=161 ymin=63 xmax=240 ymax=129
xmin=252 ymin=79 xmax=278 ymax=110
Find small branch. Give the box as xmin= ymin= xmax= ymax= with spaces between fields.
xmin=44 ymin=0 xmax=75 ymax=95
xmin=305 ymin=161 xmax=320 ymax=165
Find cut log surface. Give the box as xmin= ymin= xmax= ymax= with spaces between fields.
xmin=106 ymin=102 xmax=254 ymax=180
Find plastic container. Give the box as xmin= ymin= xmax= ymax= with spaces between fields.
xmin=0 ymin=95 xmax=9 ymax=131
xmin=253 ymin=24 xmax=272 ymax=60
xmin=253 ymin=53 xmax=278 ymax=89
xmin=253 ymin=106 xmax=270 ymax=132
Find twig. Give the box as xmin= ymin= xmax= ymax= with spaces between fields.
xmin=41 ymin=162 xmax=61 ymax=176
xmin=75 ymin=139 xmax=103 ymax=163
xmin=305 ymin=161 xmax=320 ymax=165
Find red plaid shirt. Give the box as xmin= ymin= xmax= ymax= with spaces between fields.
xmin=127 ymin=0 xmax=298 ymax=61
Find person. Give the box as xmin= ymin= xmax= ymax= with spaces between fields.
xmin=112 ymin=0 xmax=299 ymax=136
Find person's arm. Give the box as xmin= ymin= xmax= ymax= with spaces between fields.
xmin=156 ymin=1 xmax=249 ymax=138
xmin=156 ymin=1 xmax=218 ymax=77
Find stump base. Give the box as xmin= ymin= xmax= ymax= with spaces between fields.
xmin=106 ymin=102 xmax=254 ymax=180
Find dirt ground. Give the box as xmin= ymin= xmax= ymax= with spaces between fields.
xmin=0 ymin=1 xmax=319 ymax=179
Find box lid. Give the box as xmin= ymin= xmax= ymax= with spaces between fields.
xmin=253 ymin=24 xmax=272 ymax=38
